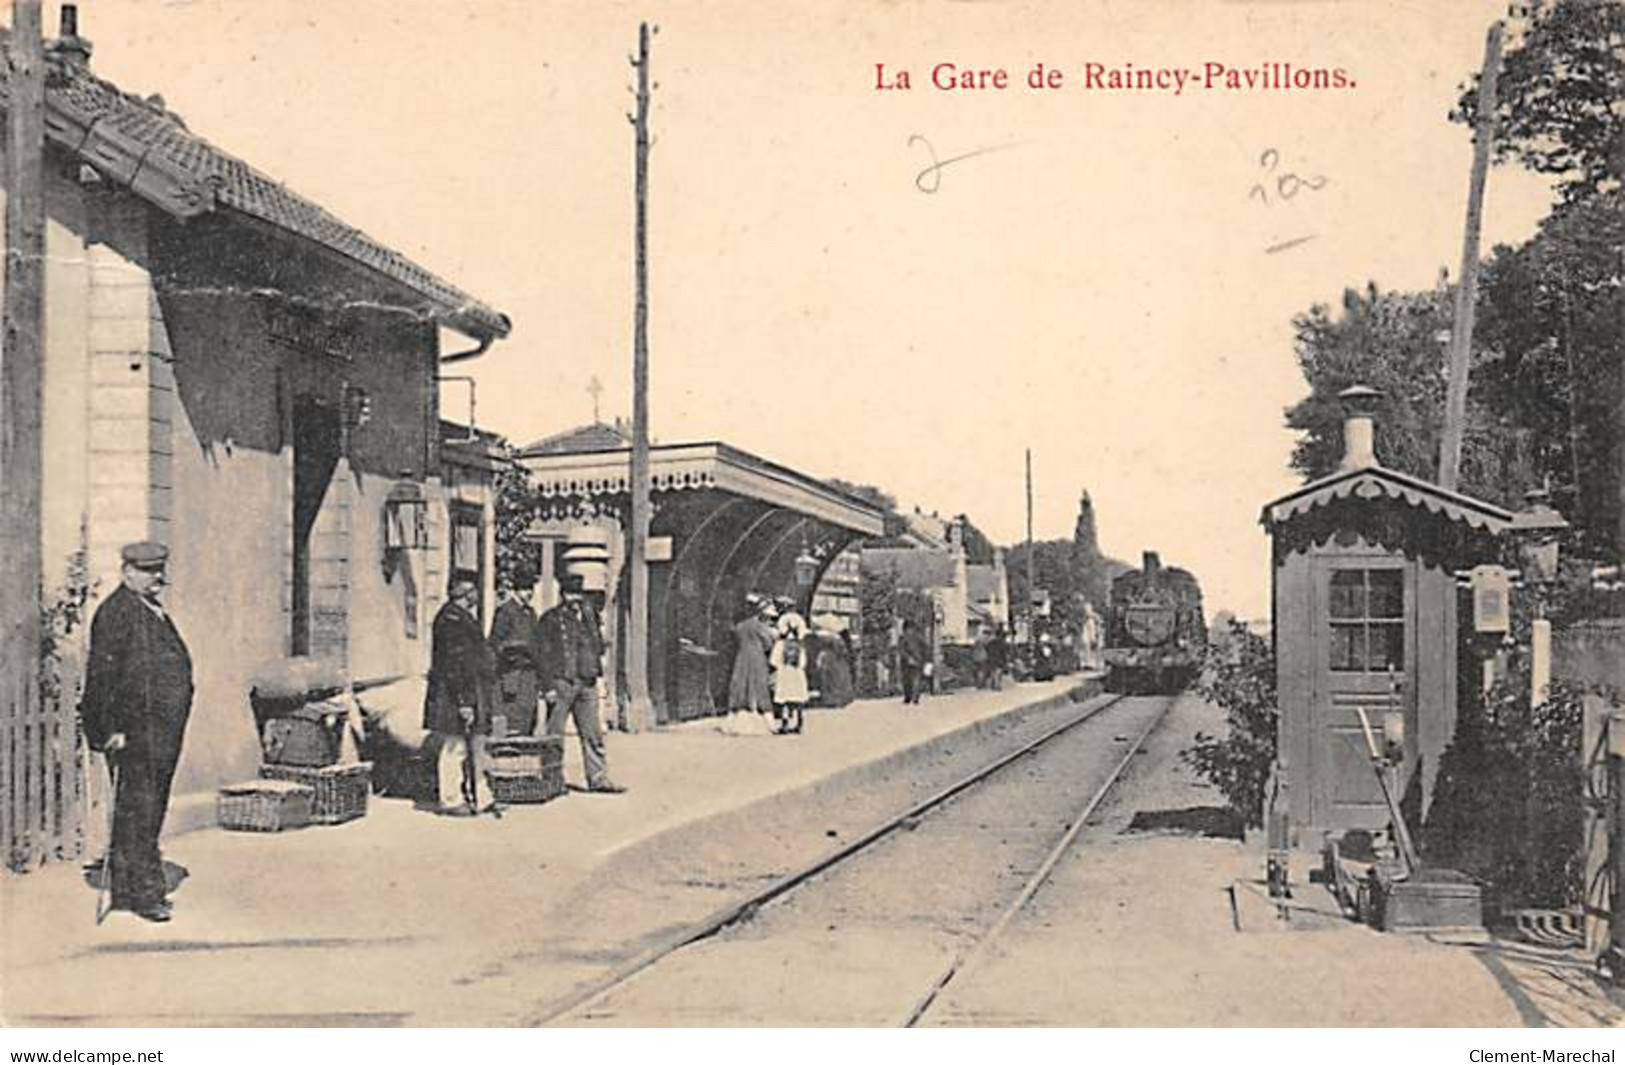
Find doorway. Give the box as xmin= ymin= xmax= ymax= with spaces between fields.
xmin=292 ymin=395 xmax=341 ymax=657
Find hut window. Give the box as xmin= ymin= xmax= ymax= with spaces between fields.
xmin=1328 ymin=568 xmax=1404 ymax=673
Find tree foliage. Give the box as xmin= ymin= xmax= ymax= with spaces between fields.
xmin=492 ymin=459 xmax=541 ymax=590
xmin=1284 ymin=209 xmax=1621 ymax=554
xmin=1183 ymin=622 xmax=1279 ymax=829
xmin=1452 ymin=0 xmax=1625 ymax=204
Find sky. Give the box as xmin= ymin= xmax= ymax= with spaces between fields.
xmin=62 ymin=0 xmax=1558 ymax=620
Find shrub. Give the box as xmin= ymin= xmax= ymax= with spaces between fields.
xmin=1182 ymin=622 xmax=1278 ymax=829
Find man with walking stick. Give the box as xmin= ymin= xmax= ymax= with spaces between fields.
xmin=80 ymin=542 xmax=193 ymax=924
xmin=424 ymin=577 xmax=499 ymax=816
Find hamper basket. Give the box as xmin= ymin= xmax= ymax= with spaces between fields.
xmin=218 ymin=779 xmax=314 ymax=832
xmin=486 ymin=765 xmax=566 ymax=805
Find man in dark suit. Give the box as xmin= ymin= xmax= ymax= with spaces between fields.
xmin=538 ymin=573 xmax=625 ymax=793
xmin=899 ymin=618 xmax=930 ymax=705
xmin=80 ymin=542 xmax=194 ymax=923
xmin=423 ymin=577 xmax=498 ymax=815
xmin=488 ymin=564 xmax=542 ymax=737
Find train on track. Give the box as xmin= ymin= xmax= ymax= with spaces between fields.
xmin=1103 ymin=550 xmax=1206 ymax=694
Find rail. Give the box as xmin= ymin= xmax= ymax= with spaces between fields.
xmin=527 ymin=690 xmax=1135 ymax=1025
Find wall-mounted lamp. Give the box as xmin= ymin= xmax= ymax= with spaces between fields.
xmin=384 ymin=482 xmax=429 ymax=552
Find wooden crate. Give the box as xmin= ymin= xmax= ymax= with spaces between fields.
xmin=218 ymin=780 xmax=313 ymax=833
xmin=259 ymin=762 xmax=372 ymax=825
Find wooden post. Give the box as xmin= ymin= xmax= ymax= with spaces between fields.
xmin=1025 ymin=449 xmax=1035 ymax=659
xmin=1438 ymin=21 xmax=1503 ymax=492
xmin=2 ymin=0 xmax=47 ymax=870
xmin=623 ymin=22 xmax=657 ymax=732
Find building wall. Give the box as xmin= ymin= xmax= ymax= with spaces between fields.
xmin=29 ymin=181 xmax=458 ymax=798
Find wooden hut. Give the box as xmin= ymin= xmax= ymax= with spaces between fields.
xmin=1261 ymin=387 xmax=1513 ymax=839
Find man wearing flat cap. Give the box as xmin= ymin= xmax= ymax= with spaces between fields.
xmin=424 ymin=576 xmax=499 ymax=815
xmin=538 ymin=572 xmax=625 ymax=793
xmin=80 ymin=541 xmax=194 ymax=923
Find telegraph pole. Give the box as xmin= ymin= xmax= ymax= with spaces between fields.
xmin=623 ymin=22 xmax=657 ymax=732
xmin=2 ymin=0 xmax=47 ymax=866
xmin=1025 ymin=449 xmax=1035 ymax=660
xmin=1438 ymin=20 xmax=1503 ymax=492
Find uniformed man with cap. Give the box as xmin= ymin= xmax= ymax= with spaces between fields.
xmin=424 ymin=576 xmax=499 ymax=816
xmin=80 ymin=541 xmax=194 ymax=923
xmin=538 ymin=572 xmax=625 ymax=793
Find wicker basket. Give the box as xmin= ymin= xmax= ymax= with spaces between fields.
xmin=218 ymin=779 xmax=314 ymax=832
xmin=486 ymin=735 xmax=563 ymax=774
xmin=259 ymin=761 xmax=372 ymax=824
xmin=487 ymin=764 xmax=566 ymax=805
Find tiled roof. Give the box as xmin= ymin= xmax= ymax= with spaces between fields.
xmin=518 ymin=422 xmax=632 ymax=457
xmin=0 ymin=39 xmax=509 ymax=340
xmin=966 ymin=564 xmax=1005 ymax=600
xmin=860 ymin=547 xmax=958 ymax=589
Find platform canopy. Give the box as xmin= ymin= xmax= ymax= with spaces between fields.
xmin=516 ymin=437 xmax=884 ymax=722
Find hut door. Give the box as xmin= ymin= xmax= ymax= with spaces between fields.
xmin=1310 ymin=559 xmax=1414 ymax=831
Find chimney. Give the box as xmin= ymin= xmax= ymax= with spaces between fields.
xmin=48 ymin=4 xmax=93 ymax=68
xmin=1339 ymin=384 xmax=1383 ymax=471
xmin=1142 ymin=551 xmax=1161 ymax=575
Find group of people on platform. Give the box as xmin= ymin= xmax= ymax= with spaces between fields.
xmin=726 ymin=593 xmax=854 ymax=736
xmin=424 ymin=563 xmax=625 ymax=818
xmin=971 ymin=625 xmax=1012 ymax=691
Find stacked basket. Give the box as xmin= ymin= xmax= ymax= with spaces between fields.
xmin=229 ymin=659 xmax=373 ymax=829
xmin=485 ymin=735 xmax=566 ymax=805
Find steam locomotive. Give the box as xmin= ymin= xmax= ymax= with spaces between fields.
xmin=1103 ymin=550 xmax=1206 ymax=694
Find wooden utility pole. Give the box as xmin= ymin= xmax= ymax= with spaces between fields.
xmin=1438 ymin=20 xmax=1503 ymax=492
xmin=2 ymin=0 xmax=47 ymax=867
xmin=1025 ymin=449 xmax=1035 ymax=657
xmin=623 ymin=22 xmax=657 ymax=732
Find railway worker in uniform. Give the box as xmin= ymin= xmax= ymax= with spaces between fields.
xmin=539 ymin=573 xmax=626 ymax=792
xmin=80 ymin=541 xmax=194 ymax=923
xmin=899 ymin=618 xmax=930 ymax=705
xmin=424 ymin=576 xmax=499 ymax=816
xmin=488 ymin=563 xmax=542 ymax=737
xmin=725 ymin=595 xmax=776 ymax=735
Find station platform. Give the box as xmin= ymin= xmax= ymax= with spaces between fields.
xmin=7 ymin=674 xmax=1615 ymax=1028
xmin=0 ymin=677 xmax=1084 ymax=1026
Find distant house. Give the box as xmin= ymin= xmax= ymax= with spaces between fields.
xmin=856 ymin=513 xmax=1007 ymax=645
xmin=2 ymin=16 xmax=511 ymax=861
xmin=965 ymin=553 xmax=1011 ymax=636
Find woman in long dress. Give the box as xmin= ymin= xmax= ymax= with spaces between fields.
xmin=726 ymin=598 xmax=776 ymax=735
xmin=771 ymin=605 xmax=810 ymax=734
xmin=816 ymin=633 xmax=855 ymax=708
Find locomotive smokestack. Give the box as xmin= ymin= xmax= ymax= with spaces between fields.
xmin=1142 ymin=551 xmax=1161 ymax=575
xmin=1339 ymin=384 xmax=1383 ymax=471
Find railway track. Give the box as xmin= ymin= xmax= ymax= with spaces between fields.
xmin=528 ymin=690 xmax=1180 ymax=1026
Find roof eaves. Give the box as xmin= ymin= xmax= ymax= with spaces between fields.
xmin=1261 ymin=465 xmax=1515 ymax=533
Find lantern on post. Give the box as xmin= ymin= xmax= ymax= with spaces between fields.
xmin=1509 ymin=486 xmax=1567 ymax=583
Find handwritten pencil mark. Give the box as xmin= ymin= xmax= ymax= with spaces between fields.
xmin=909 ymin=134 xmax=1021 ymax=194
xmin=1249 ymin=147 xmax=1328 ymax=206
xmin=1265 ymin=234 xmax=1318 ymax=255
